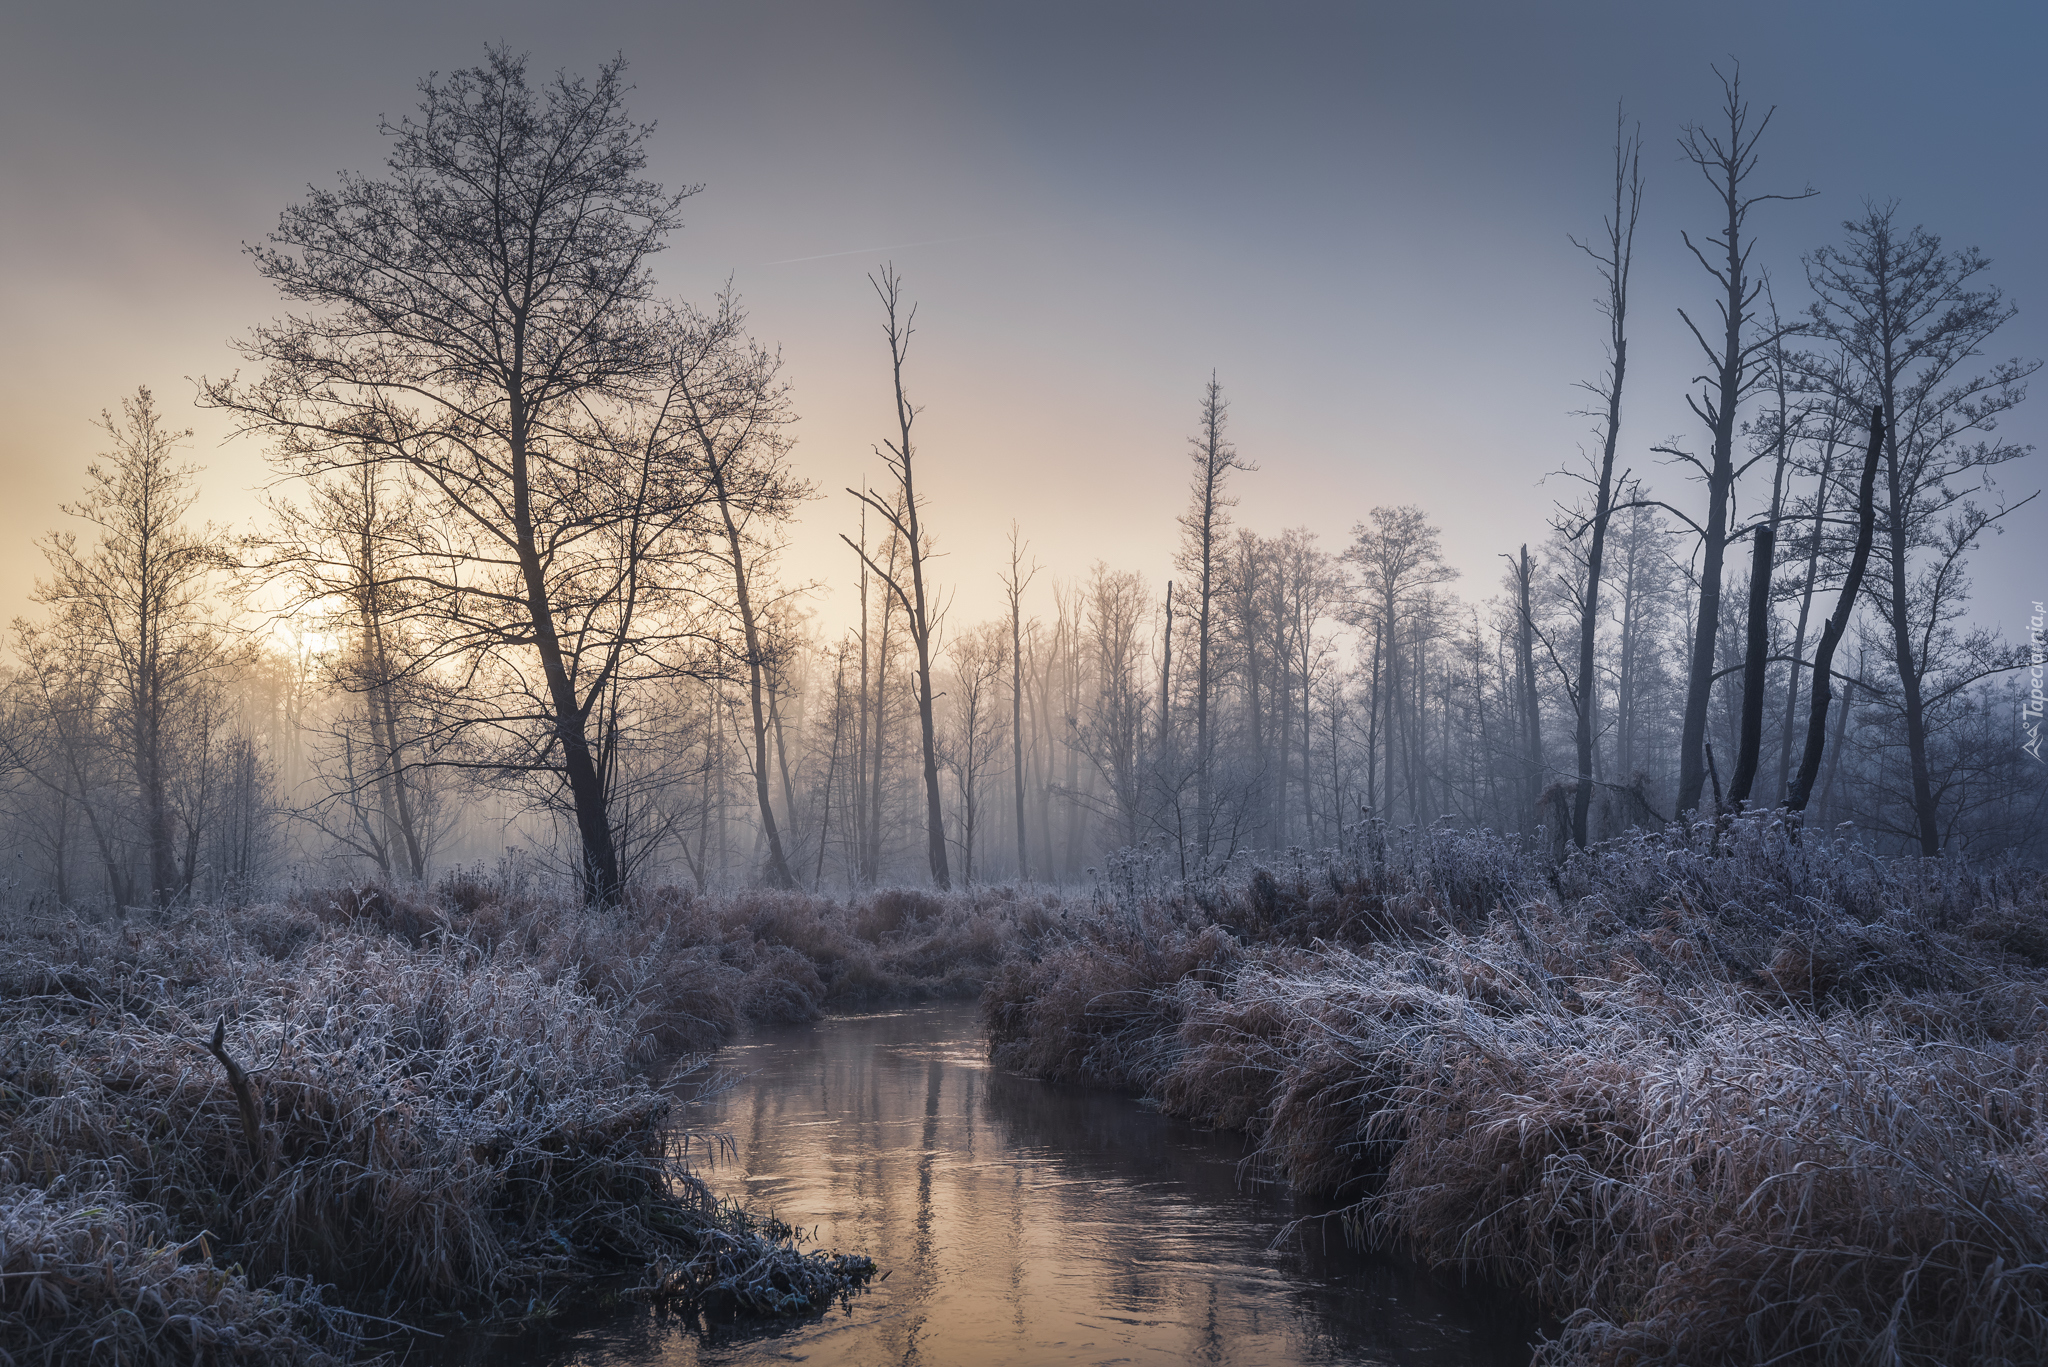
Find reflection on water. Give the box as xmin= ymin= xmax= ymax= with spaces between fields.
xmin=427 ymin=1003 xmax=1535 ymax=1366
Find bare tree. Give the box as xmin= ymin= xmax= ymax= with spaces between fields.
xmin=1069 ymin=565 xmax=1154 ymax=849
xmin=1773 ymin=350 xmax=1862 ymax=800
xmin=5 ymin=623 xmax=131 ymax=905
xmin=1225 ymin=529 xmax=1276 ymax=845
xmin=1559 ymin=107 xmax=1644 ymax=847
xmin=1268 ymin=529 xmax=1340 ymax=846
xmin=1666 ymin=63 xmax=1813 ymax=817
xmin=843 ymin=508 xmax=912 ymax=886
xmin=255 ymin=461 xmax=440 ymax=880
xmin=1512 ymin=546 xmax=1545 ymax=829
xmin=942 ymin=621 xmax=1009 ymax=884
xmin=842 ymin=265 xmax=951 ymax=888
xmin=1175 ymin=375 xmax=1255 ymax=855
xmin=207 ymin=51 xmax=701 ymax=903
xmin=1345 ymin=508 xmax=1457 ymax=827
xmin=671 ymin=291 xmax=812 ymax=887
xmin=1608 ymin=490 xmax=1674 ymax=791
xmin=1000 ymin=524 xmax=1040 ymax=880
xmin=29 ymin=389 xmax=226 ymax=907
xmin=1802 ymin=204 xmax=2039 ymax=851
xmin=1787 ymin=407 xmax=1885 ymax=814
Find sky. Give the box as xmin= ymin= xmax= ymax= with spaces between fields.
xmin=3 ymin=0 xmax=2045 ymax=643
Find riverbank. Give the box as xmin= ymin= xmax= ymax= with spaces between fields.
xmin=0 ymin=878 xmax=1037 ymax=1363
xmin=981 ymin=819 xmax=2048 ymax=1365
xmin=13 ymin=828 xmax=2044 ymax=1364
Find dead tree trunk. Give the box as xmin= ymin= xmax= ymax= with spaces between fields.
xmin=1787 ymin=408 xmax=1884 ymax=814
xmin=1727 ymin=524 xmax=1775 ymax=807
xmin=844 ymin=266 xmax=950 ymax=888
xmin=1516 ymin=545 xmax=1545 ymax=826
xmin=1568 ymin=108 xmax=1642 ymax=848
xmin=1671 ymin=66 xmax=1811 ymax=816
xmin=1004 ymin=527 xmax=1038 ymax=881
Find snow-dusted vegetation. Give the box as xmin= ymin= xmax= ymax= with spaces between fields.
xmin=984 ymin=817 xmax=2048 ymax=1365
xmin=0 ymin=878 xmax=1042 ymax=1361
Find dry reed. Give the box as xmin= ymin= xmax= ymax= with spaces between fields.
xmin=982 ymin=817 xmax=2048 ymax=1365
xmin=1 ymin=874 xmax=1049 ymax=1361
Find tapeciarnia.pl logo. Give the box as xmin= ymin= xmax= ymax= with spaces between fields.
xmin=2027 ymin=600 xmax=2045 ymax=763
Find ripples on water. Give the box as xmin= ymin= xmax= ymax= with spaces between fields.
xmin=425 ymin=1003 xmax=1536 ymax=1366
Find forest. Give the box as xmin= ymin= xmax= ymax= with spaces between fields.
xmin=4 ymin=61 xmax=2042 ymax=910
xmin=3 ymin=45 xmax=2046 ymax=1367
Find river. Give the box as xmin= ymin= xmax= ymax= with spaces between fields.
xmin=431 ymin=1002 xmax=1536 ymax=1366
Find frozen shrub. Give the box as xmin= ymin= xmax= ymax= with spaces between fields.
xmin=984 ymin=910 xmax=1239 ymax=1086
xmin=0 ymin=902 xmax=883 ymax=1359
xmin=855 ymin=887 xmax=947 ymax=940
xmin=292 ymin=882 xmax=441 ymax=945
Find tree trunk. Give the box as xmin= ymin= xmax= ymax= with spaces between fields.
xmin=772 ymin=687 xmax=801 ymax=852
xmin=1008 ymin=533 xmax=1036 ymax=881
xmin=1615 ymin=521 xmax=1640 ymax=784
xmin=1157 ymin=580 xmax=1173 ymax=759
xmin=1727 ymin=525 xmax=1774 ymax=806
xmin=1569 ymin=110 xmax=1639 ymax=848
xmin=1881 ymin=409 xmax=1942 ymax=854
xmin=1816 ymin=663 xmax=1858 ymax=826
xmin=359 ymin=559 xmax=427 ymax=880
xmin=911 ymin=617 xmax=949 ymax=888
xmin=1363 ymin=626 xmax=1382 ymax=814
xmin=1516 ymin=546 xmax=1544 ymax=827
xmin=852 ymin=269 xmax=951 ymax=889
xmin=1788 ymin=408 xmax=1884 ymax=814
xmin=1674 ymin=69 xmax=1804 ymax=814
xmin=816 ymin=660 xmax=845 ymax=888
xmin=1775 ymin=437 xmax=1836 ymax=803
xmin=133 ymin=497 xmax=178 ymax=907
xmin=1300 ymin=606 xmax=1315 ymax=842
xmin=512 ymin=423 xmax=620 ymax=903
xmin=1570 ymin=494 xmax=1615 ymax=849
xmin=710 ymin=455 xmax=796 ymax=888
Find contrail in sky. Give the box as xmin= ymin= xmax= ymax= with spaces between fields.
xmin=763 ymin=233 xmax=998 ymax=266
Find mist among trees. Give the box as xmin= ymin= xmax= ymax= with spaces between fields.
xmin=3 ymin=54 xmax=2040 ymax=914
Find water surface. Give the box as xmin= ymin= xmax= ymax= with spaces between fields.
xmin=437 ymin=1003 xmax=1535 ymax=1366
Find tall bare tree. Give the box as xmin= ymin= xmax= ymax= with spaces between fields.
xmin=1802 ymin=205 xmax=2038 ymax=851
xmin=1346 ymin=508 xmax=1457 ymax=826
xmin=207 ymin=51 xmax=700 ymax=903
xmin=1560 ymin=107 xmax=1643 ymax=847
xmin=671 ymin=291 xmax=812 ymax=887
xmin=253 ymin=459 xmax=443 ymax=880
xmin=843 ymin=266 xmax=951 ymax=888
xmin=1000 ymin=524 xmax=1040 ymax=880
xmin=1176 ymin=375 xmax=1255 ymax=855
xmin=942 ymin=620 xmax=1009 ymax=884
xmin=30 ymin=389 xmax=225 ymax=907
xmin=1666 ymin=64 xmax=1813 ymax=817
xmin=1787 ymin=407 xmax=1885 ymax=815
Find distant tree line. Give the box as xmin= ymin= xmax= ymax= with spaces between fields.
xmin=1 ymin=53 xmax=2039 ymax=910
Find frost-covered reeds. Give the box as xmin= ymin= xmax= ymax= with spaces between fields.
xmin=0 ymin=872 xmax=1050 ymax=1363
xmin=0 ymin=1185 xmax=354 ymax=1365
xmin=982 ymin=816 xmax=2048 ymax=1365
xmin=307 ymin=876 xmax=1042 ymax=1051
